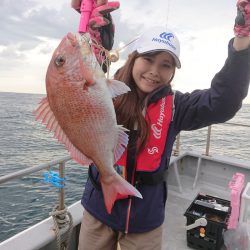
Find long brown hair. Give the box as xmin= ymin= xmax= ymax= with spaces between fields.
xmin=113 ymin=51 xmax=175 ymax=152
xmin=113 ymin=51 xmax=148 ymax=152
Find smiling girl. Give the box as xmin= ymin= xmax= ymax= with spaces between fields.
xmin=74 ymin=1 xmax=250 ymax=249
xmin=78 ymin=25 xmax=250 ymax=249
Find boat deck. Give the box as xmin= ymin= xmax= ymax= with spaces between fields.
xmin=1 ymin=151 xmax=250 ymax=250
xmin=163 ymin=175 xmax=229 ymax=250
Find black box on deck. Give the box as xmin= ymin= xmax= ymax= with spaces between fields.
xmin=184 ymin=193 xmax=231 ymax=250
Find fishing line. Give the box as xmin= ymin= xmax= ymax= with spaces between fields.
xmin=165 ymin=0 xmax=171 ymax=30
xmin=115 ymin=37 xmax=140 ymax=53
xmin=103 ymin=37 xmax=140 ymax=78
xmin=104 ymin=0 xmax=173 ymax=78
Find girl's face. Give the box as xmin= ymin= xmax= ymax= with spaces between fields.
xmin=132 ymin=51 xmax=175 ymax=96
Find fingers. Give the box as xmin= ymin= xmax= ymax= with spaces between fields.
xmin=71 ymin=0 xmax=109 ymax=9
xmin=71 ymin=1 xmax=120 ymax=16
xmin=92 ymin=2 xmax=120 ymax=16
xmin=95 ymin=0 xmax=108 ymax=7
xmin=234 ymin=0 xmax=250 ymax=37
xmin=71 ymin=0 xmax=82 ymax=9
xmin=89 ymin=2 xmax=119 ymax=29
xmin=89 ymin=16 xmax=110 ymax=29
xmin=237 ymin=0 xmax=250 ymax=12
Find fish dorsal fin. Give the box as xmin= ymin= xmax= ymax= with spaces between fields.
xmin=114 ymin=125 xmax=129 ymax=163
xmin=33 ymin=97 xmax=92 ymax=166
xmin=106 ymin=79 xmax=131 ymax=98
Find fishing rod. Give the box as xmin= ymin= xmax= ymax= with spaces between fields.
xmin=78 ymin=0 xmax=93 ymax=33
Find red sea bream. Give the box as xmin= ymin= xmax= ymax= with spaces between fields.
xmin=34 ymin=32 xmax=142 ymax=213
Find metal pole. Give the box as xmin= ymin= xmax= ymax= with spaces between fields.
xmin=205 ymin=126 xmax=212 ymax=156
xmin=59 ymin=162 xmax=65 ymax=210
xmin=173 ymin=133 xmax=180 ymax=156
xmin=0 ymin=156 xmax=71 ymax=185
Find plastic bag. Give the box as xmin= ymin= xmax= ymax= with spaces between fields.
xmin=224 ymin=223 xmax=250 ymax=250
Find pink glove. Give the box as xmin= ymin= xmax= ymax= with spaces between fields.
xmin=72 ymin=0 xmax=119 ymax=71
xmin=71 ymin=0 xmax=108 ymax=10
xmin=89 ymin=1 xmax=119 ymax=29
xmin=71 ymin=0 xmax=119 ymax=39
xmin=234 ymin=0 xmax=250 ymax=37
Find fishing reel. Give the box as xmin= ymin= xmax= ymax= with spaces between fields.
xmin=107 ymin=49 xmax=119 ymax=62
xmin=105 ymin=36 xmax=139 ymax=63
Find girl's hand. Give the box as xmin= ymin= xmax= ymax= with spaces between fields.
xmin=71 ymin=0 xmax=113 ymax=12
xmin=234 ymin=0 xmax=250 ymax=37
xmin=233 ymin=36 xmax=250 ymax=50
xmin=71 ymin=0 xmax=81 ymax=12
xmin=71 ymin=0 xmax=120 ymax=71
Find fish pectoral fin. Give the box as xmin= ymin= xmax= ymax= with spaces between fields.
xmin=101 ymin=173 xmax=143 ymax=214
xmin=34 ymin=97 xmax=93 ymax=166
xmin=106 ymin=79 xmax=131 ymax=98
xmin=114 ymin=125 xmax=129 ymax=162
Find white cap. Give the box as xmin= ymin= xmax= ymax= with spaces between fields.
xmin=133 ymin=26 xmax=181 ymax=68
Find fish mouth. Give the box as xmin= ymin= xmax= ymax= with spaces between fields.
xmin=75 ymin=32 xmax=91 ymax=43
xmin=74 ymin=33 xmax=94 ymax=59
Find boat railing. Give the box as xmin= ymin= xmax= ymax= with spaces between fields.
xmin=1 ymin=121 xmax=249 ymax=186
xmin=0 ymin=155 xmax=76 ymax=249
xmin=0 ymin=121 xmax=249 ymax=215
xmin=0 ymin=155 xmax=72 ymax=211
xmin=173 ymin=122 xmax=250 ymax=157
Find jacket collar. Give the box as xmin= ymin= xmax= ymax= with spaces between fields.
xmin=147 ymin=85 xmax=172 ymax=107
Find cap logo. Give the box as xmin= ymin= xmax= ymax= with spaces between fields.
xmin=151 ymin=32 xmax=176 ymax=51
xmin=159 ymin=32 xmax=174 ymax=42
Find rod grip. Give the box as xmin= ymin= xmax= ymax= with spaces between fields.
xmin=78 ymin=0 xmax=93 ymax=33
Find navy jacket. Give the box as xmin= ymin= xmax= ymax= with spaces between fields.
xmin=81 ymin=39 xmax=250 ymax=233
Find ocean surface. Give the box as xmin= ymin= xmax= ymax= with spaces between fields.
xmin=0 ymin=91 xmax=249 ymax=242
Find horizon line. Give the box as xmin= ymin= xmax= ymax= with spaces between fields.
xmin=0 ymin=90 xmax=249 ymax=104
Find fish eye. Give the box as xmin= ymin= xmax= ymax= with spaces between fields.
xmin=55 ymin=55 xmax=66 ymax=67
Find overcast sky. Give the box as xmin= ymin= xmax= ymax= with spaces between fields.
xmin=0 ymin=0 xmax=249 ymax=103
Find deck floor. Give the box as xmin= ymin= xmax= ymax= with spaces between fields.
xmin=162 ymin=175 xmax=229 ymax=250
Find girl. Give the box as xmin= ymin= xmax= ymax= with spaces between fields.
xmin=76 ymin=1 xmax=250 ymax=250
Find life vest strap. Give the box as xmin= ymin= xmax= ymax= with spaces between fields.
xmin=88 ymin=163 xmax=168 ymax=191
xmin=135 ymin=169 xmax=168 ymax=186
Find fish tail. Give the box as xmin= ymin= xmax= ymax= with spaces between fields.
xmin=101 ymin=173 xmax=142 ymax=214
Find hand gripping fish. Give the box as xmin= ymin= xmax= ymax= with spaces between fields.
xmin=34 ymin=32 xmax=142 ymax=214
